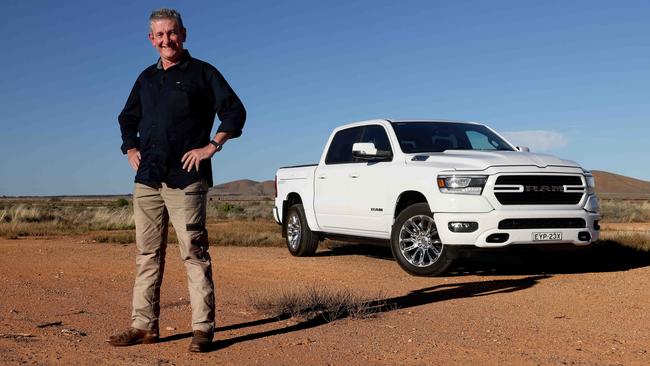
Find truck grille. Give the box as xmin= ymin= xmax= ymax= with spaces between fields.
xmin=498 ymin=218 xmax=586 ymax=229
xmin=493 ymin=175 xmax=584 ymax=205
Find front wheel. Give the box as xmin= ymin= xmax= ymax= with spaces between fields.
xmin=285 ymin=204 xmax=319 ymax=256
xmin=390 ymin=203 xmax=453 ymax=276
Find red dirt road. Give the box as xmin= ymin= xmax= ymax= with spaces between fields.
xmin=1 ymin=237 xmax=649 ymax=365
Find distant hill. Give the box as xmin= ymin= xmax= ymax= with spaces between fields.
xmin=592 ymin=170 xmax=650 ymax=199
xmin=210 ymin=179 xmax=274 ymax=196
xmin=209 ymin=171 xmax=650 ymax=199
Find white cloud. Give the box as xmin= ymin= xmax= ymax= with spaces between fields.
xmin=501 ymin=130 xmax=569 ymax=152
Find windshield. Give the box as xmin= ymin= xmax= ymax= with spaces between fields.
xmin=391 ymin=122 xmax=514 ymax=153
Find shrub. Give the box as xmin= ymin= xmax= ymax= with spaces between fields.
xmin=248 ymin=286 xmax=388 ymax=322
xmin=218 ymin=203 xmax=244 ymax=214
xmin=91 ymin=231 xmax=136 ymax=244
xmin=115 ymin=198 xmax=130 ymax=207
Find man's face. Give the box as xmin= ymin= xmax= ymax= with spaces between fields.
xmin=148 ymin=18 xmax=186 ymax=63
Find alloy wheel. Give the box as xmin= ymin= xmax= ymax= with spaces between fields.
xmin=286 ymin=213 xmax=301 ymax=250
xmin=398 ymin=215 xmax=443 ymax=267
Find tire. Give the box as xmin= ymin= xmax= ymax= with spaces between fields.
xmin=390 ymin=203 xmax=453 ymax=276
xmin=285 ymin=204 xmax=319 ymax=256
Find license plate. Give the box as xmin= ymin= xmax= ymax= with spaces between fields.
xmin=532 ymin=232 xmax=562 ymax=241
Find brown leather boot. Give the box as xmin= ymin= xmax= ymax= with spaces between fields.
xmin=106 ymin=327 xmax=159 ymax=346
xmin=188 ymin=330 xmax=213 ymax=352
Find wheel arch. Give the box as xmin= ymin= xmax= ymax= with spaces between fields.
xmin=394 ymin=190 xmax=430 ymax=221
xmin=281 ymin=193 xmax=303 ymax=237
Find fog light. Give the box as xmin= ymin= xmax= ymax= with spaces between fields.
xmin=486 ymin=233 xmax=509 ymax=243
xmin=578 ymin=231 xmax=591 ymax=241
xmin=448 ymin=222 xmax=478 ymax=233
xmin=593 ymin=220 xmax=600 ymax=231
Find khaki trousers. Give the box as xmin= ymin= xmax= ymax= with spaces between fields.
xmin=131 ymin=180 xmax=215 ymax=333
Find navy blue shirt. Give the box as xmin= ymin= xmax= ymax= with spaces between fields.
xmin=118 ymin=50 xmax=246 ymax=188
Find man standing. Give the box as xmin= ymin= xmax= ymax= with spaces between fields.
xmin=108 ymin=8 xmax=245 ymax=352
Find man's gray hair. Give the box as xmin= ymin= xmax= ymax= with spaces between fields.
xmin=149 ymin=8 xmax=184 ymax=29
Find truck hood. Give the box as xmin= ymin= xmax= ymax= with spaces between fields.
xmin=405 ymin=150 xmax=582 ymax=171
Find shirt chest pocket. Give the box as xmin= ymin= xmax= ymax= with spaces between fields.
xmin=174 ymin=81 xmax=199 ymax=94
xmin=170 ymin=82 xmax=200 ymax=117
xmin=172 ymin=81 xmax=199 ymax=99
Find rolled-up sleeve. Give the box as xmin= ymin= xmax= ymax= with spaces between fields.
xmin=206 ymin=66 xmax=246 ymax=139
xmin=118 ymin=77 xmax=142 ymax=154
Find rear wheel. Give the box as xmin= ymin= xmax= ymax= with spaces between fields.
xmin=285 ymin=204 xmax=319 ymax=256
xmin=390 ymin=203 xmax=453 ymax=276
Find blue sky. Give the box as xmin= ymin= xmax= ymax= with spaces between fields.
xmin=0 ymin=0 xmax=648 ymax=196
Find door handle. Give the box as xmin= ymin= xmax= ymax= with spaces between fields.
xmin=349 ymin=173 xmax=359 ymax=178
xmin=317 ymin=175 xmax=326 ymax=179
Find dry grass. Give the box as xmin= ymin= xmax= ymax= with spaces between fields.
xmin=207 ymin=198 xmax=274 ymax=220
xmin=0 ymin=197 xmax=280 ymax=245
xmin=599 ymin=199 xmax=650 ymax=251
xmin=87 ymin=219 xmax=284 ymax=247
xmin=600 ymin=199 xmax=650 ymax=223
xmin=5 ymin=196 xmax=648 ymax=253
xmin=0 ymin=202 xmax=134 ymax=239
xmin=207 ymin=220 xmax=284 ymax=247
xmin=600 ymin=231 xmax=650 ymax=252
xmin=90 ymin=231 xmax=136 ymax=244
xmin=248 ymin=286 xmax=390 ymax=322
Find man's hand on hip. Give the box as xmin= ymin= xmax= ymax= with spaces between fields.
xmin=181 ymin=144 xmax=217 ymax=172
xmin=127 ymin=148 xmax=141 ymax=171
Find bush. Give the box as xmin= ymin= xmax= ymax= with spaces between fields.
xmin=248 ymin=286 xmax=388 ymax=322
xmin=217 ymin=203 xmax=244 ymax=213
xmin=115 ymin=198 xmax=130 ymax=207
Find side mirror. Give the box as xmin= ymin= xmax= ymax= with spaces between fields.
xmin=352 ymin=142 xmax=392 ymax=160
xmin=516 ymin=146 xmax=530 ymax=152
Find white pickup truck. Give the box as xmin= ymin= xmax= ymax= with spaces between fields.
xmin=273 ymin=119 xmax=600 ymax=276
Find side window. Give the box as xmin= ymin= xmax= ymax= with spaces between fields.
xmin=360 ymin=125 xmax=392 ymax=153
xmin=325 ymin=127 xmax=362 ymax=164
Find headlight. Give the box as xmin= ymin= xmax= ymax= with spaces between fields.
xmin=585 ymin=174 xmax=596 ymax=195
xmin=437 ymin=175 xmax=488 ymax=195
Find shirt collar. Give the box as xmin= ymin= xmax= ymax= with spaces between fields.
xmin=156 ymin=50 xmax=191 ymax=70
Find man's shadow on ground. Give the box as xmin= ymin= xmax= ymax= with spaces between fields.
xmin=159 ymin=274 xmax=547 ymax=351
